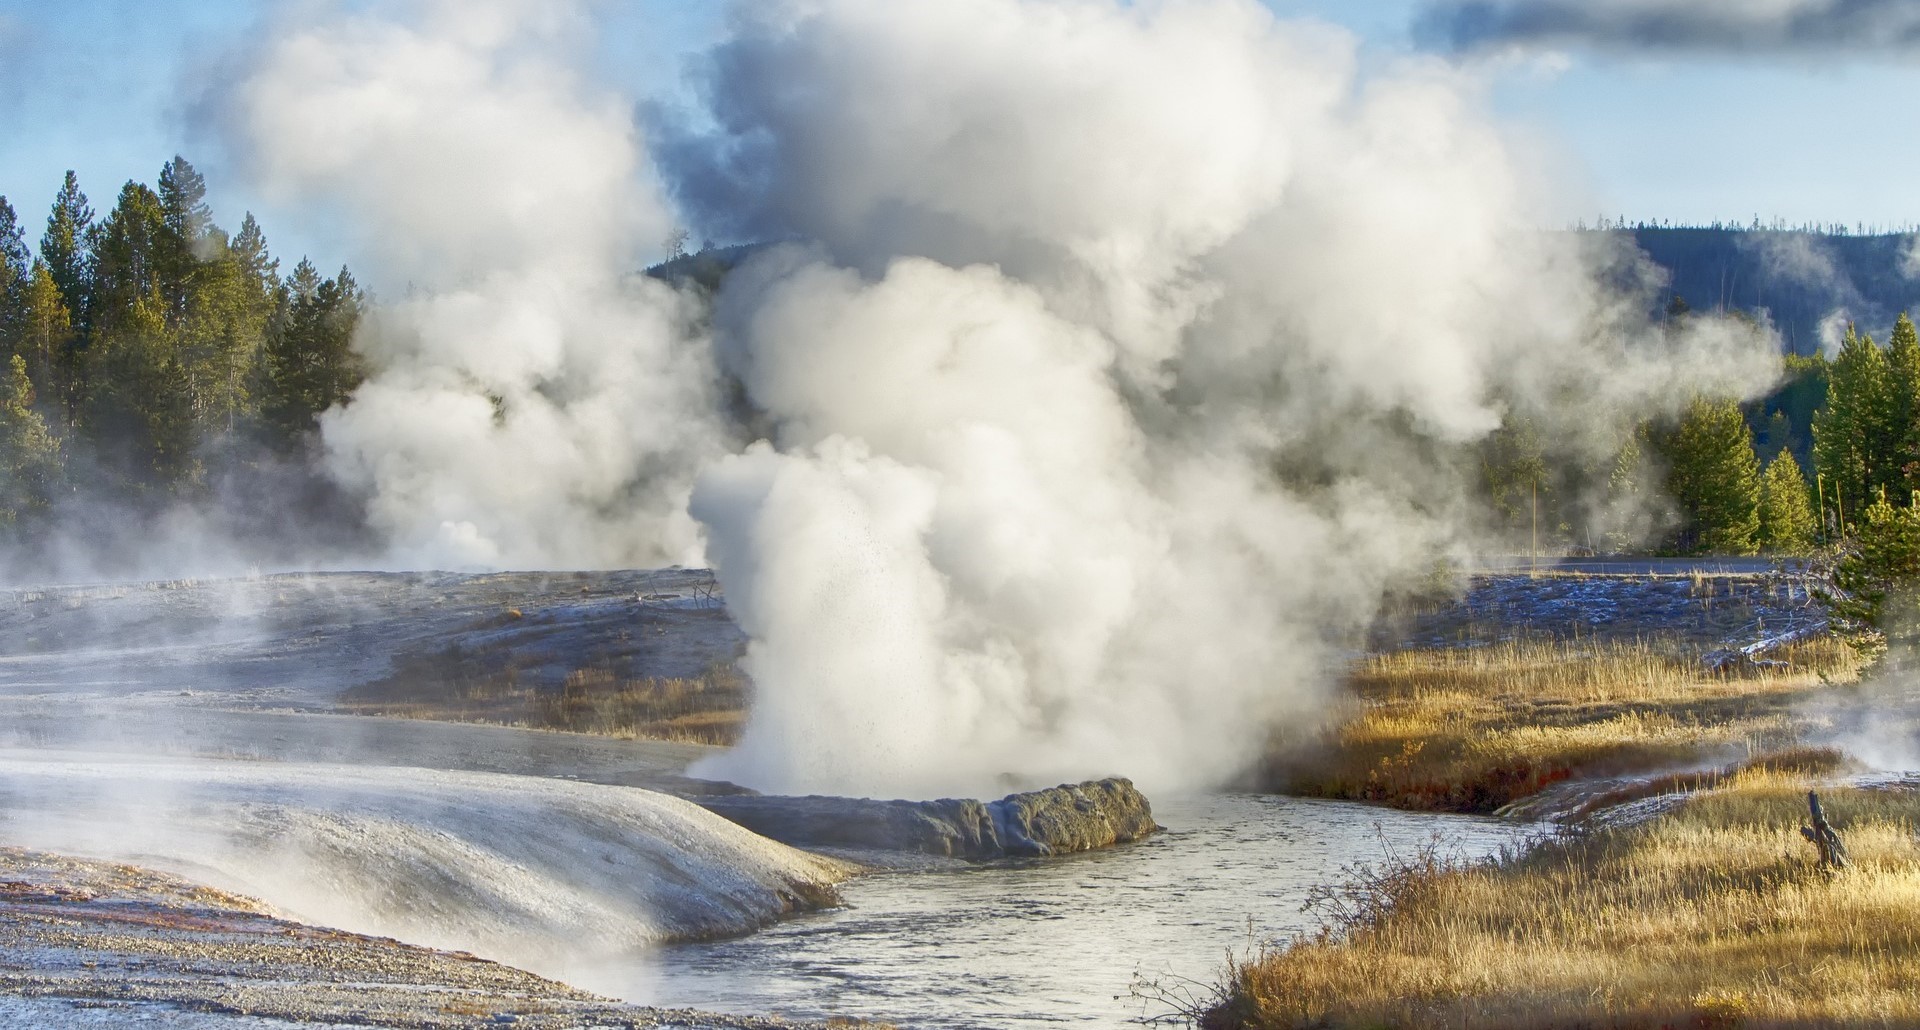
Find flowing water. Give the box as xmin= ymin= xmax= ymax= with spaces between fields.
xmin=623 ymin=793 xmax=1537 ymax=1029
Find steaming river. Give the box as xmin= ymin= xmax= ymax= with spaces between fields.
xmin=621 ymin=794 xmax=1535 ymax=1028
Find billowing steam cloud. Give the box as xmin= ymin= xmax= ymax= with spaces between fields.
xmin=216 ymin=0 xmax=1781 ymax=798
xmin=1420 ymin=0 xmax=1920 ymax=55
xmin=214 ymin=0 xmax=730 ymax=568
xmin=665 ymin=0 xmax=1779 ymax=796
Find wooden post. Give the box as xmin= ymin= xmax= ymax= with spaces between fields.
xmin=1800 ymin=791 xmax=1850 ymax=872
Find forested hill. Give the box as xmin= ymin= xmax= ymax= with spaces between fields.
xmin=1622 ymin=227 xmax=1920 ymax=355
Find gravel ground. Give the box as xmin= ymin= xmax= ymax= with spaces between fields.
xmin=0 ymin=848 xmax=833 ymax=1029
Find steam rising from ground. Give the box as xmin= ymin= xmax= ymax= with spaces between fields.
xmin=215 ymin=0 xmax=1780 ymax=797
xmin=216 ymin=1 xmax=729 ymax=568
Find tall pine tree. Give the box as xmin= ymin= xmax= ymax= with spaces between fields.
xmin=16 ymin=264 xmax=75 ymax=424
xmin=261 ymin=262 xmax=365 ymax=449
xmin=88 ymin=181 xmax=169 ymax=333
xmin=1666 ymin=395 xmax=1761 ymax=555
xmin=1814 ymin=325 xmax=1890 ymax=530
xmin=1757 ymin=450 xmax=1816 ymax=553
xmin=0 ymin=198 xmax=28 ymax=351
xmin=156 ymin=156 xmax=213 ymax=326
xmin=0 ymin=355 xmax=63 ymax=528
xmin=1884 ymin=312 xmax=1920 ymax=499
xmin=39 ymin=172 xmax=94 ymax=326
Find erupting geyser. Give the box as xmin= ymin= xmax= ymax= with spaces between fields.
xmin=208 ymin=0 xmax=1782 ymax=799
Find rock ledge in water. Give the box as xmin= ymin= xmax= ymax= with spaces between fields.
xmin=694 ymin=777 xmax=1160 ymax=860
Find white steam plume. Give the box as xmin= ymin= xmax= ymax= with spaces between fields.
xmin=666 ymin=0 xmax=1781 ymax=797
xmin=211 ymin=0 xmax=1783 ymax=799
xmin=214 ymin=0 xmax=729 ymax=568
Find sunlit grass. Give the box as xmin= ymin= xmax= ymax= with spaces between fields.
xmin=1209 ymin=771 xmax=1920 ymax=1029
xmin=1271 ymin=637 xmax=1863 ymax=812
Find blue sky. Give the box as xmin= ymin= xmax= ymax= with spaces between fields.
xmin=2 ymin=0 xmax=1917 ymax=270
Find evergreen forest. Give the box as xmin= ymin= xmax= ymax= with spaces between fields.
xmin=0 ymin=158 xmax=366 ymax=568
xmin=0 ymin=156 xmax=1914 ymax=569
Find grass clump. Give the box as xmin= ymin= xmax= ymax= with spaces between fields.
xmin=1270 ymin=636 xmax=1861 ymax=813
xmin=1206 ymin=772 xmax=1920 ymax=1029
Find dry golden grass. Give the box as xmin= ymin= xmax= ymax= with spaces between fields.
xmin=342 ymin=654 xmax=748 ymax=745
xmin=1270 ymin=637 xmax=1863 ymax=813
xmin=1209 ymin=770 xmax=1920 ymax=1029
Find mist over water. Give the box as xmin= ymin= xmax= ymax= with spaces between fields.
xmin=198 ymin=0 xmax=1783 ymax=799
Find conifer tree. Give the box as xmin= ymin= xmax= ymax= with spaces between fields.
xmin=88 ymin=182 xmax=168 ymax=333
xmin=229 ymin=213 xmax=279 ymax=317
xmin=1886 ymin=313 xmax=1920 ymax=498
xmin=0 ymin=197 xmax=27 ymax=347
xmin=1830 ymin=492 xmax=1920 ymax=633
xmin=83 ymin=294 xmax=196 ymax=496
xmin=1814 ymin=326 xmax=1890 ymax=529
xmin=17 ymin=263 xmax=75 ymax=422
xmin=0 ymin=355 xmax=63 ymax=527
xmin=180 ymin=250 xmax=267 ymax=435
xmin=156 ymin=156 xmax=213 ymax=325
xmin=1756 ymin=450 xmax=1816 ymax=553
xmin=1666 ymin=395 xmax=1761 ymax=554
xmin=1480 ymin=415 xmax=1549 ymax=537
xmin=260 ymin=263 xmax=365 ymax=448
xmin=39 ymin=172 xmax=94 ymax=323
xmin=1599 ymin=425 xmax=1661 ymax=552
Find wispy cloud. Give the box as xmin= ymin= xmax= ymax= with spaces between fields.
xmin=1419 ymin=0 xmax=1920 ymax=55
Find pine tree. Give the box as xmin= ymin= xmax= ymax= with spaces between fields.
xmin=179 ymin=250 xmax=268 ymax=435
xmin=1756 ymin=450 xmax=1816 ymax=553
xmin=261 ymin=263 xmax=364 ymax=448
xmin=1814 ymin=326 xmax=1890 ymax=530
xmin=229 ymin=213 xmax=279 ymax=316
xmin=39 ymin=172 xmax=94 ymax=323
xmin=1480 ymin=415 xmax=1549 ymax=537
xmin=1830 ymin=493 xmax=1920 ymax=633
xmin=0 ymin=197 xmax=27 ymax=349
xmin=156 ymin=156 xmax=213 ymax=325
xmin=88 ymin=181 xmax=169 ymax=333
xmin=1666 ymin=395 xmax=1761 ymax=554
xmin=285 ymin=257 xmax=321 ymax=303
xmin=0 ymin=355 xmax=63 ymax=528
xmin=1599 ymin=425 xmax=1660 ymax=552
xmin=1887 ymin=312 xmax=1920 ymax=499
xmin=17 ymin=263 xmax=75 ymax=423
xmin=83 ymin=293 xmax=197 ymax=497
xmin=156 ymin=156 xmax=212 ymax=247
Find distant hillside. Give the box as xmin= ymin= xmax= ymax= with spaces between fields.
xmin=1624 ymin=227 xmax=1920 ymax=355
xmin=652 ymin=231 xmax=1920 ymax=357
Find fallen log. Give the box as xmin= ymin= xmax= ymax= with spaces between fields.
xmin=1704 ymin=618 xmax=1830 ymax=673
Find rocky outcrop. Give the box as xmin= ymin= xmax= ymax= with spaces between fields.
xmin=694 ymin=777 xmax=1160 ymax=860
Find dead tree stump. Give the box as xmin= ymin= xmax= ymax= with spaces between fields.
xmin=1800 ymin=791 xmax=1850 ymax=873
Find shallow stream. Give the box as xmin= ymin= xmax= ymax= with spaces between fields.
xmin=624 ymin=793 xmax=1535 ymax=1028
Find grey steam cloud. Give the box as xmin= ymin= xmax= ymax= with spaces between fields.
xmin=1420 ymin=0 xmax=1920 ymax=54
xmin=212 ymin=0 xmax=1781 ymax=798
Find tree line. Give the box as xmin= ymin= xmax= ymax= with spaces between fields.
xmin=0 ymin=157 xmax=366 ymax=541
xmin=0 ymin=153 xmax=1903 ymax=566
xmin=1474 ymin=299 xmax=1871 ymax=558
